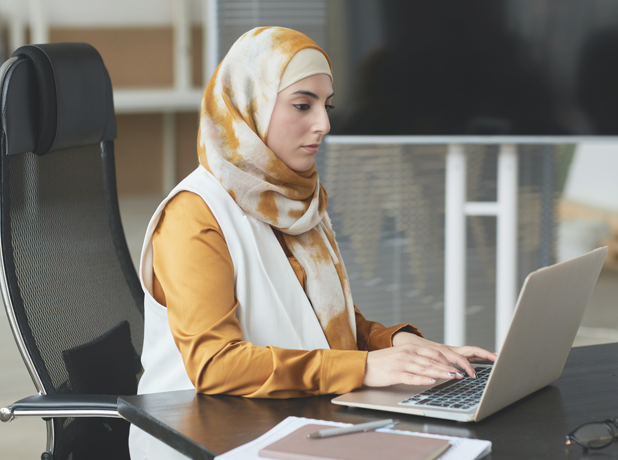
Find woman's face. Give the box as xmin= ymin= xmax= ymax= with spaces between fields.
xmin=266 ymin=73 xmax=334 ymax=172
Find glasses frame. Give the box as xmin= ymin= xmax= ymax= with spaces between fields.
xmin=566 ymin=417 xmax=618 ymax=450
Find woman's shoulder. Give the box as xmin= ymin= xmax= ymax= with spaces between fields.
xmin=157 ymin=191 xmax=222 ymax=235
xmin=166 ymin=190 xmax=208 ymax=210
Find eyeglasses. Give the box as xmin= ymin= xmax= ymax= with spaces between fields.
xmin=566 ymin=417 xmax=618 ymax=450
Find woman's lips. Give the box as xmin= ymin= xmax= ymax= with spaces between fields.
xmin=302 ymin=144 xmax=320 ymax=154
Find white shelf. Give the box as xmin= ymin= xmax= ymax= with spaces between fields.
xmin=113 ymin=88 xmax=203 ymax=114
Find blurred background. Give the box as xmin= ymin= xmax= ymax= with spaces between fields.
xmin=0 ymin=0 xmax=617 ymax=457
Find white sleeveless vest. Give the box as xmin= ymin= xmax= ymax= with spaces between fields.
xmin=129 ymin=167 xmax=331 ymax=459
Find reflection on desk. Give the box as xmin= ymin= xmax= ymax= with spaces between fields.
xmin=119 ymin=343 xmax=618 ymax=460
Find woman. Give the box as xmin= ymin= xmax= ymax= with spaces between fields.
xmin=129 ymin=27 xmax=496 ymax=459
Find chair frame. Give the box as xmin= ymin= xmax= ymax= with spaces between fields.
xmin=0 ymin=44 xmax=142 ymax=460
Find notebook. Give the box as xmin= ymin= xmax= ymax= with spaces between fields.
xmin=258 ymin=424 xmax=450 ymax=460
xmin=333 ymin=247 xmax=608 ymax=422
xmin=215 ymin=416 xmax=491 ymax=460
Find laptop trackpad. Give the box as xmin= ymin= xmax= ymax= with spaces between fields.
xmin=332 ymin=383 xmax=435 ymax=415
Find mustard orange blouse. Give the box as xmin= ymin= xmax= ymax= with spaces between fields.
xmin=151 ymin=191 xmax=422 ymax=398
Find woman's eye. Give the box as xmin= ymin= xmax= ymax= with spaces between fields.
xmin=293 ymin=104 xmax=310 ymax=111
xmin=325 ymin=105 xmax=335 ymax=113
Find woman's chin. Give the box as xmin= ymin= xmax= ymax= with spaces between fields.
xmin=286 ymin=154 xmax=316 ymax=173
xmin=291 ymin=161 xmax=315 ymax=172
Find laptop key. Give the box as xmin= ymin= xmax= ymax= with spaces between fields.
xmin=431 ymin=379 xmax=461 ymax=390
xmin=399 ymin=367 xmax=493 ymax=408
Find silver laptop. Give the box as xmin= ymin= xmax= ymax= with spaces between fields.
xmin=333 ymin=247 xmax=608 ymax=422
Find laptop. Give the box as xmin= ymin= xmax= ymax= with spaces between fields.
xmin=332 ymin=247 xmax=608 ymax=422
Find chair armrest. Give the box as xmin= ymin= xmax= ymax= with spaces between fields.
xmin=1 ymin=394 xmax=121 ymax=422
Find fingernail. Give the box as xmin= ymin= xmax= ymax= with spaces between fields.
xmin=448 ymin=372 xmax=456 ymax=377
xmin=456 ymin=372 xmax=464 ymax=377
xmin=429 ymin=378 xmax=436 ymax=383
xmin=473 ymin=372 xmax=477 ymax=379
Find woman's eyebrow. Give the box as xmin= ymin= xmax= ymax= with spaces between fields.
xmin=291 ymin=90 xmax=335 ymax=100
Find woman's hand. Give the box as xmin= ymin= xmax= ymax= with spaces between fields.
xmin=363 ymin=332 xmax=497 ymax=387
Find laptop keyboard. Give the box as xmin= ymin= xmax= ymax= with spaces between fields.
xmin=399 ymin=367 xmax=492 ymax=410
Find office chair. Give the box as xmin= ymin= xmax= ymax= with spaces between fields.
xmin=0 ymin=43 xmax=144 ymax=460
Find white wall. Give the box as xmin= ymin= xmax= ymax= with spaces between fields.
xmin=0 ymin=0 xmax=204 ymax=26
xmin=564 ymin=142 xmax=618 ymax=212
xmin=558 ymin=142 xmax=618 ymax=262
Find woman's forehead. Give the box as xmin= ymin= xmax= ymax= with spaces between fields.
xmin=281 ymin=74 xmax=333 ymax=98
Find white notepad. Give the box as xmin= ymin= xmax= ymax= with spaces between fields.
xmin=214 ymin=416 xmax=491 ymax=460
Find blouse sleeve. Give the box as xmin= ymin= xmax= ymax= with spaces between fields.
xmin=354 ymin=306 xmax=424 ymax=352
xmin=152 ymin=191 xmax=367 ymax=398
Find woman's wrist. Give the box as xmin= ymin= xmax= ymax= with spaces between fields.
xmin=392 ymin=331 xmax=426 ymax=347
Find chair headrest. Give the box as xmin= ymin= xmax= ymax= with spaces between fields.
xmin=2 ymin=42 xmax=116 ymax=156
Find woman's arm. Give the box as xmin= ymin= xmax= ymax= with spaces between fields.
xmin=155 ymin=192 xmax=496 ymax=394
xmin=153 ymin=191 xmax=367 ymax=398
xmin=391 ymin=331 xmax=497 ymax=378
xmin=354 ymin=306 xmax=423 ymax=351
xmin=362 ymin=332 xmax=498 ymax=387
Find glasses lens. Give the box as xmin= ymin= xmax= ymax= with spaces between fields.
xmin=573 ymin=423 xmax=614 ymax=449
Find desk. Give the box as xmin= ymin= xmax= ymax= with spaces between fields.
xmin=119 ymin=343 xmax=618 ymax=460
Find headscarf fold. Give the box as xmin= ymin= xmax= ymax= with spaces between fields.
xmin=197 ymin=27 xmax=357 ymax=350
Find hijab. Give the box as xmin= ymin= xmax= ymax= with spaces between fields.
xmin=197 ymin=27 xmax=357 ymax=350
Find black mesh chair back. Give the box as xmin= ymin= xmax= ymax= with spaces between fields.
xmin=0 ymin=43 xmax=144 ymax=459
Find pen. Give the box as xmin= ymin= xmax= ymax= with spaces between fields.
xmin=306 ymin=419 xmax=399 ymax=439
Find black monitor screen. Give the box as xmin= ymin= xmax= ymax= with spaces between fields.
xmin=329 ymin=0 xmax=618 ymax=136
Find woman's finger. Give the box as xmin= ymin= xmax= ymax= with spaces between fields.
xmin=396 ymin=344 xmax=452 ymax=370
xmin=402 ymin=357 xmax=463 ymax=380
xmin=467 ymin=356 xmax=496 ymax=363
xmin=452 ymin=346 xmax=498 ymax=362
xmin=399 ymin=372 xmax=439 ymax=386
xmin=413 ymin=345 xmax=452 ymax=367
xmin=436 ymin=347 xmax=478 ymax=378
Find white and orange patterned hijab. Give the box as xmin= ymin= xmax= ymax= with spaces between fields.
xmin=198 ymin=27 xmax=357 ymax=350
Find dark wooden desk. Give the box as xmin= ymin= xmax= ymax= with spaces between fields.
xmin=119 ymin=343 xmax=618 ymax=460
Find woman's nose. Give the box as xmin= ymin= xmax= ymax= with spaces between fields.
xmin=313 ymin=106 xmax=331 ymax=135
